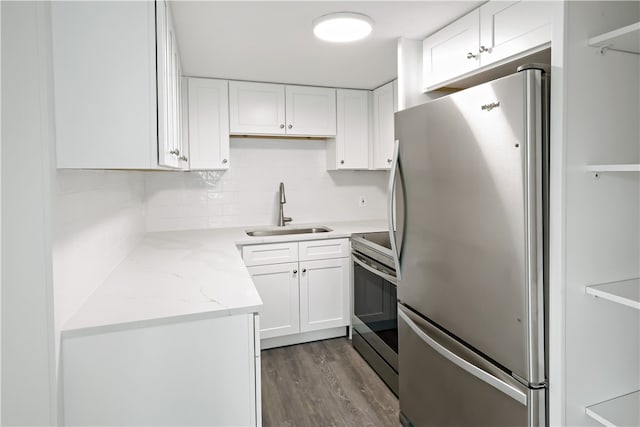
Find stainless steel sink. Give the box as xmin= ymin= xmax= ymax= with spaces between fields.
xmin=245 ymin=226 xmax=333 ymax=237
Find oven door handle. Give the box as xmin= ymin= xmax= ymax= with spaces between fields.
xmin=352 ymin=253 xmax=397 ymax=285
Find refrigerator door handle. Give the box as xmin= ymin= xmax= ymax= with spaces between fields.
xmin=398 ymin=308 xmax=528 ymax=406
xmin=388 ymin=139 xmax=402 ymax=278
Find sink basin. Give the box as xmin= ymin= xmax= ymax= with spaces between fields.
xmin=246 ymin=226 xmax=333 ymax=237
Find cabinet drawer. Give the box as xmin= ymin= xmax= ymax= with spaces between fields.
xmin=299 ymin=238 xmax=349 ymax=261
xmin=242 ymin=242 xmax=298 ymax=266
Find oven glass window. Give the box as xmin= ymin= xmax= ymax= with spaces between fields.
xmin=353 ymin=260 xmax=398 ymax=352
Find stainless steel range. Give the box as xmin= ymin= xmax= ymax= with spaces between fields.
xmin=351 ymin=231 xmax=398 ymax=395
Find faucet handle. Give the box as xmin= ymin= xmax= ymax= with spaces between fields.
xmin=279 ymin=182 xmax=286 ymax=204
xmin=283 ymin=216 xmax=292 ymax=224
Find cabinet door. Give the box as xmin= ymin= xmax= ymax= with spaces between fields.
xmin=51 ymin=1 xmax=158 ymax=169
xmin=157 ymin=0 xmax=182 ymax=169
xmin=285 ymin=85 xmax=337 ymax=136
xmin=242 ymin=242 xmax=298 ymax=267
xmin=372 ymin=81 xmax=397 ymax=170
xmin=247 ymin=263 xmax=300 ymax=339
xmin=479 ymin=1 xmax=552 ymax=67
xmin=299 ymin=238 xmax=349 ymax=262
xmin=186 ymin=78 xmax=230 ymax=170
xmin=299 ymin=258 xmax=349 ymax=332
xmin=422 ymin=9 xmax=480 ymax=90
xmin=229 ymin=81 xmax=286 ymax=135
xmin=331 ymin=89 xmax=370 ymax=169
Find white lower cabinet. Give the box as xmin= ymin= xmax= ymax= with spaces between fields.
xmin=243 ymin=239 xmax=350 ymax=347
xmin=299 ymin=258 xmax=350 ymax=332
xmin=62 ymin=313 xmax=261 ymax=426
xmin=247 ymin=262 xmax=300 ymax=339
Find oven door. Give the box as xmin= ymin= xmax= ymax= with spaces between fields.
xmin=352 ymin=252 xmax=398 ymax=371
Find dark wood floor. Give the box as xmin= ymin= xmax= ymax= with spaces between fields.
xmin=261 ymin=337 xmax=401 ymax=427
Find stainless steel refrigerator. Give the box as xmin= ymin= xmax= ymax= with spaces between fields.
xmin=389 ymin=66 xmax=549 ymax=427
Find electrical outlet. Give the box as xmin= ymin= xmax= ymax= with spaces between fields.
xmin=359 ymin=196 xmax=366 ymax=207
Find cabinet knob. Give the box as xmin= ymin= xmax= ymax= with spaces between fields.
xmin=293 ymin=269 xmax=298 ymax=275
xmin=288 ymin=124 xmax=293 ymax=129
xmin=340 ymin=160 xmax=345 ymax=165
xmin=222 ymin=158 xmax=228 ymax=164
xmin=466 ymin=52 xmax=477 ymax=59
xmin=169 ymin=149 xmax=180 ymax=156
xmin=179 ymin=155 xmax=188 ymax=162
xmin=302 ymin=268 xmax=307 ymax=273
xmin=387 ymin=158 xmax=392 ymax=163
xmin=280 ymin=124 xmax=285 ymax=129
xmin=479 ymin=45 xmax=489 ymax=53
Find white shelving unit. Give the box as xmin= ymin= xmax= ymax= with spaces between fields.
xmin=586 ymin=390 xmax=640 ymax=427
xmin=588 ymin=22 xmax=640 ymax=54
xmin=586 ymin=164 xmax=640 ymax=173
xmin=586 ymin=278 xmax=640 ymax=310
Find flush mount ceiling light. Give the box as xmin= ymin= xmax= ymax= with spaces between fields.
xmin=313 ymin=12 xmax=373 ymax=43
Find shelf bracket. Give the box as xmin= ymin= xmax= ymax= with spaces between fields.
xmin=599 ymin=44 xmax=611 ymax=55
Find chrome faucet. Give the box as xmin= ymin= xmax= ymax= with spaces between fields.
xmin=278 ymin=182 xmax=292 ymax=226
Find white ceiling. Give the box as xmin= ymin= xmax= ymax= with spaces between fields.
xmin=170 ymin=1 xmax=482 ymax=90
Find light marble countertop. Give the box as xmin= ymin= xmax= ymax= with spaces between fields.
xmin=62 ymin=219 xmax=387 ymax=336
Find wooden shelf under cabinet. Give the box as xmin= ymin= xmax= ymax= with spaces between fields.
xmin=585 ymin=278 xmax=640 ymax=310
xmin=588 ymin=22 xmax=640 ymax=54
xmin=586 ymin=390 xmax=640 ymax=427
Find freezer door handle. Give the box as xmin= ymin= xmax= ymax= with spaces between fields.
xmin=398 ymin=308 xmax=527 ymax=406
xmin=388 ymin=139 xmax=402 ymax=278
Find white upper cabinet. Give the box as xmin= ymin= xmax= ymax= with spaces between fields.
xmin=157 ymin=0 xmax=186 ymax=169
xmin=422 ymin=0 xmax=552 ymax=91
xmin=327 ymin=89 xmax=370 ymax=170
xmin=285 ymin=85 xmax=337 ymax=136
xmin=229 ymin=81 xmax=336 ymax=137
xmin=186 ymin=78 xmax=230 ymax=170
xmin=229 ymin=81 xmax=286 ymax=135
xmin=479 ymin=1 xmax=553 ymax=66
xmin=371 ymin=81 xmax=397 ymax=170
xmin=422 ymin=9 xmax=480 ymax=90
xmin=51 ymin=1 xmax=185 ymax=170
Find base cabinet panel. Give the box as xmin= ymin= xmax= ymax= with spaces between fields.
xmin=62 ymin=314 xmax=259 ymax=426
xmin=247 ymin=262 xmax=300 ymax=339
xmin=299 ymin=258 xmax=350 ymax=332
xmin=243 ymin=239 xmax=351 ymax=347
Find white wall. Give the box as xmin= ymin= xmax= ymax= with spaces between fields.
xmin=144 ymin=138 xmax=388 ymax=231
xmin=51 ymin=171 xmax=144 ymax=338
xmin=2 ymin=3 xmax=148 ymax=425
xmin=1 ymin=2 xmax=56 ymax=424
xmin=561 ymin=2 xmax=640 ymax=426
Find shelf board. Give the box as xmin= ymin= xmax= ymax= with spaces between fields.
xmin=586 ymin=390 xmax=640 ymax=427
xmin=588 ymin=22 xmax=640 ymax=54
xmin=585 ymin=164 xmax=640 ymax=173
xmin=586 ymin=278 xmax=640 ymax=310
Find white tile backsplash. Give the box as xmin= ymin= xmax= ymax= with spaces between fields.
xmin=52 ymin=170 xmax=145 ymax=331
xmin=144 ymin=138 xmax=389 ymax=231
